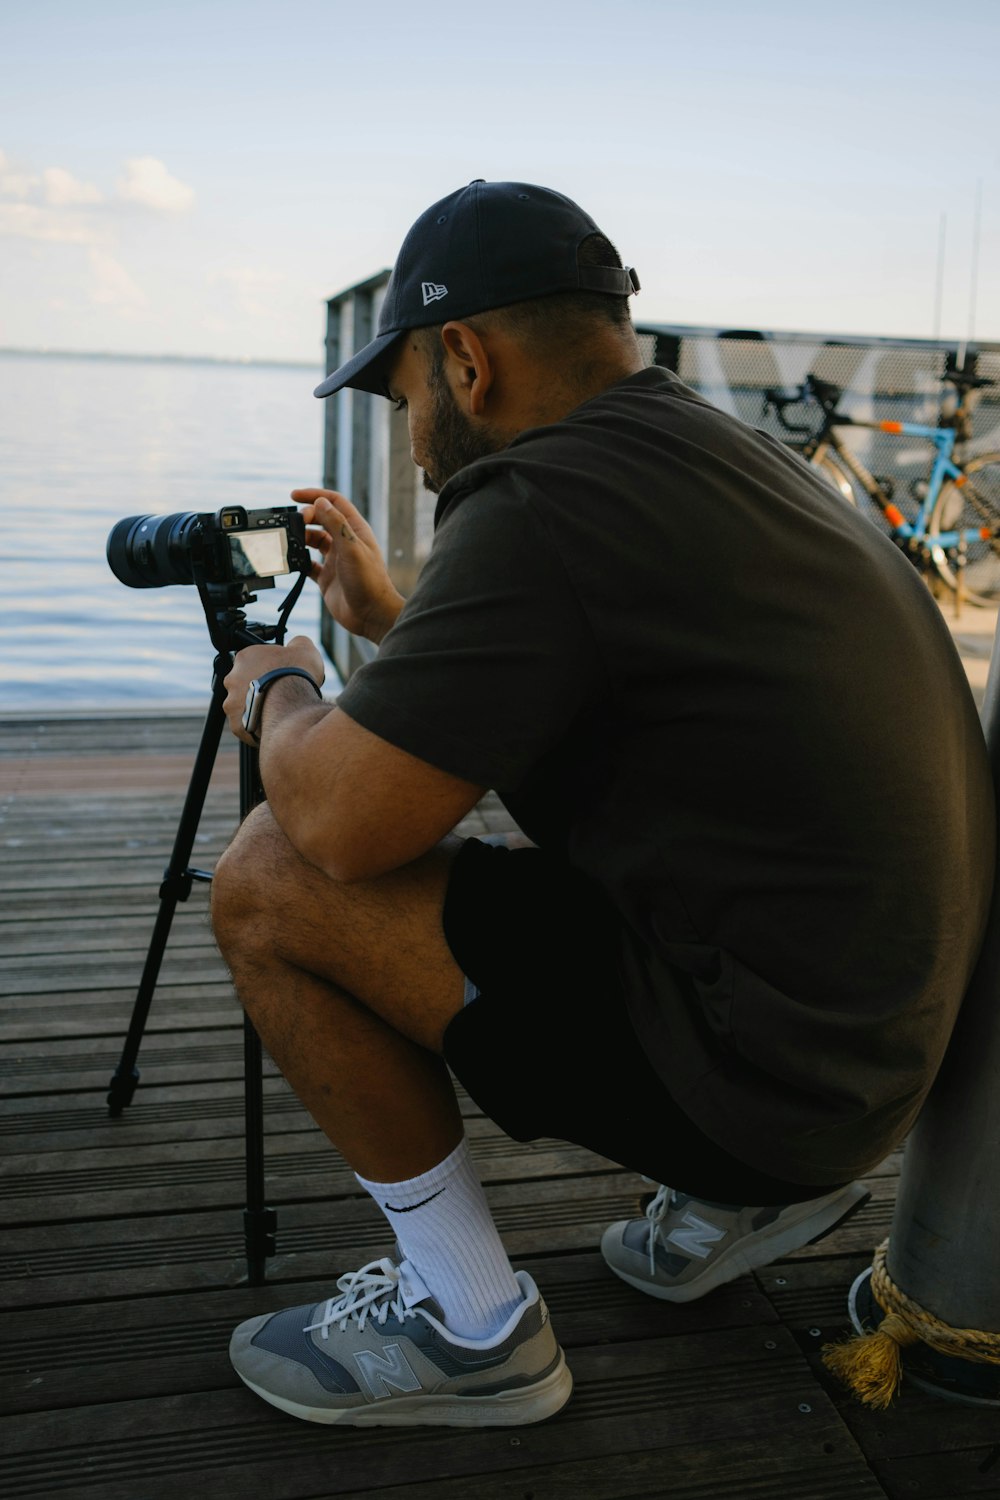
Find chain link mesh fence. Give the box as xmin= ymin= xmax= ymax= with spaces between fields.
xmin=636 ymin=325 xmax=1000 ymax=533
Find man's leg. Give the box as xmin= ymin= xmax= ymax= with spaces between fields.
xmin=211 ymin=807 xmax=571 ymax=1432
xmin=211 ymin=801 xmax=528 ymax=1330
xmin=211 ymin=802 xmax=466 ymax=1183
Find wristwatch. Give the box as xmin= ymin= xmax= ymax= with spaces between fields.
xmin=242 ymin=666 xmax=322 ymax=741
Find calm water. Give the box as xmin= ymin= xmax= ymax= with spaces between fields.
xmin=2 ymin=350 xmax=334 ymax=711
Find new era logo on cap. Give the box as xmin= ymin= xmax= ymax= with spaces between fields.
xmin=421 ymin=281 xmax=448 ymax=306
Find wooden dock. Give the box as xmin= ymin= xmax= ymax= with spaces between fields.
xmin=2 ymin=608 xmax=999 ymax=1500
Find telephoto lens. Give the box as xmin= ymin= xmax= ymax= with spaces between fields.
xmin=106 ymin=512 xmax=204 ymax=588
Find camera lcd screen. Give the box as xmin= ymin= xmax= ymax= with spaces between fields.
xmin=228 ymin=529 xmax=289 ymax=579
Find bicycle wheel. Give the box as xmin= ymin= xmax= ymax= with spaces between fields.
xmin=810 ymin=449 xmax=896 ymax=535
xmin=811 ymin=453 xmax=857 ymax=506
xmin=929 ymin=452 xmax=1000 ymax=606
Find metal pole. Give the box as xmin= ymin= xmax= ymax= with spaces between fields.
xmin=954 ymin=178 xmax=984 ymax=374
xmin=966 ymin=178 xmax=983 ymax=357
xmin=882 ymin=629 xmax=1000 ymax=1383
xmin=932 ymin=211 xmax=946 ymax=345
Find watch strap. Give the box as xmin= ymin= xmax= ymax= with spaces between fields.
xmin=242 ymin=666 xmax=322 ymax=740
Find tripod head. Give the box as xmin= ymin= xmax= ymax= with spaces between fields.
xmin=196 ymin=567 xmax=310 ymax=687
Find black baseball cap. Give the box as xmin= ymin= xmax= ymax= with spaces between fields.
xmin=314 ymin=179 xmax=639 ymax=400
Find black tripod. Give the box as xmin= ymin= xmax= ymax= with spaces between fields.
xmin=107 ymin=571 xmax=308 ymax=1285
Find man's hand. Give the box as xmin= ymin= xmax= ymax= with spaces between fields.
xmin=294 ymin=488 xmax=406 ymax=644
xmin=222 ymin=635 xmax=326 ymax=746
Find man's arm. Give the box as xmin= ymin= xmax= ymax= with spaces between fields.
xmin=259 ymin=679 xmax=485 ymax=881
xmin=223 ymin=656 xmax=485 ymax=882
xmin=221 ymin=488 xmax=484 ymax=880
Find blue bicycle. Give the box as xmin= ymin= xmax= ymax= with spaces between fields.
xmin=764 ymin=363 xmax=1000 ymax=606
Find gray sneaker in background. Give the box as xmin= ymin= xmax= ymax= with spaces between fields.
xmin=600 ymin=1181 xmax=871 ymax=1302
xmin=230 ymin=1255 xmax=572 ymax=1427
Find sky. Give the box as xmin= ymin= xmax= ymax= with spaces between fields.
xmin=2 ymin=0 xmax=999 ymax=364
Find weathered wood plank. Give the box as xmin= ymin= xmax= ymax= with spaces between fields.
xmin=0 ymin=1081 xmax=314 ymax=1151
xmin=2 ymin=1006 xmax=240 ymax=1048
xmin=0 ymin=1075 xmax=482 ymax=1140
xmin=0 ymin=1251 xmax=778 ymax=1416
xmin=0 ymin=756 xmax=240 ymax=795
xmin=873 ymin=1447 xmax=1000 ymax=1500
xmin=0 ymin=1124 xmax=622 ymax=1225
xmin=2 ymin=956 xmax=229 ymax=998
xmin=1 ymin=1174 xmax=654 ymax=1307
xmin=0 ymin=858 xmax=223 ymax=891
xmin=823 ymin=1364 xmax=1000 ymax=1465
xmin=0 ymin=890 xmax=207 ymax=919
xmin=0 ymin=1028 xmax=253 ymax=1097
xmin=0 ymin=1328 xmax=870 ymax=1500
xmin=0 ymin=921 xmax=218 ymax=957
xmin=337 ymin=1446 xmax=887 ymax=1500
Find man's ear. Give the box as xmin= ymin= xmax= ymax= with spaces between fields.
xmin=440 ymin=321 xmax=494 ymax=415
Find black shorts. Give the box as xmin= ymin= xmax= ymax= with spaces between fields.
xmin=441 ymin=838 xmax=839 ymax=1206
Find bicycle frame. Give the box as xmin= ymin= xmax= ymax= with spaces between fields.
xmin=765 ymin=375 xmax=996 ymax=559
xmin=818 ymin=415 xmax=993 ymax=553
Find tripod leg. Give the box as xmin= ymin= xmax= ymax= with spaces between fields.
xmin=106 ymin=679 xmax=277 ymax=1279
xmin=107 ymin=686 xmax=227 ymax=1115
xmin=243 ymin=1013 xmax=277 ymax=1284
xmin=238 ymin=738 xmax=276 ymax=1284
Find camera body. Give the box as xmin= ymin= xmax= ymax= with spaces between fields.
xmin=107 ymin=505 xmax=309 ymax=592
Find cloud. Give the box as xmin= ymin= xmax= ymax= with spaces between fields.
xmin=0 ymin=150 xmax=103 ymax=228
xmin=1 ymin=170 xmax=41 ymax=200
xmin=0 ymin=147 xmax=41 ymax=200
xmin=1 ymin=149 xmax=195 ymax=220
xmin=0 ymin=149 xmax=185 ymax=317
xmin=0 ymin=200 xmax=107 ymax=244
xmin=43 ymin=167 xmax=104 ymax=206
xmin=117 ymin=157 xmax=195 ymax=214
xmin=88 ymin=248 xmax=146 ymax=310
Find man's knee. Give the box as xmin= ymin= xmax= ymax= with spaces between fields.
xmin=211 ymin=803 xmax=289 ymax=948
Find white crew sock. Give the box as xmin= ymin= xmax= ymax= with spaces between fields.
xmin=356 ymin=1137 xmax=524 ymax=1340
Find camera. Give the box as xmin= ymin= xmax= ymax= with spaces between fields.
xmin=106 ymin=505 xmax=309 ymax=593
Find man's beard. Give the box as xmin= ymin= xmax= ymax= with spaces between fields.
xmin=422 ymin=372 xmax=508 ymax=494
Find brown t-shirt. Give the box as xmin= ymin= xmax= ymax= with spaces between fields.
xmin=337 ymin=366 xmax=995 ymax=1184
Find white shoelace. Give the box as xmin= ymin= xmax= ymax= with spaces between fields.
xmin=303 ymin=1257 xmax=418 ymax=1340
xmin=644 ymin=1184 xmax=678 ymax=1275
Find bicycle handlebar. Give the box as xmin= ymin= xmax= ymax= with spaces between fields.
xmin=763 ymin=373 xmax=847 ymax=432
xmin=761 ymin=386 xmax=814 ymax=434
xmin=940 ymin=369 xmax=996 ymax=392
xmin=763 ymin=363 xmax=993 ymax=438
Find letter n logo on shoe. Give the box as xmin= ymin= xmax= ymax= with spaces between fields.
xmin=665 ymin=1212 xmax=727 ymax=1260
xmin=354 ymin=1343 xmax=422 ymax=1399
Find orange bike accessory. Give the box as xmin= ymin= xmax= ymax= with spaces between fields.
xmin=879 ymin=421 xmax=903 ymax=434
xmin=885 ymin=504 xmax=906 ymax=528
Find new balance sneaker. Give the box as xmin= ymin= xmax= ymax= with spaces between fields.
xmin=601 ymin=1180 xmax=870 ymax=1302
xmin=230 ymin=1255 xmax=572 ymax=1426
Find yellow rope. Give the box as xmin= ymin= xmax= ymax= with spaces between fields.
xmin=821 ymin=1238 xmax=1000 ymax=1409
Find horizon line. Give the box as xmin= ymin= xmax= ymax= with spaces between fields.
xmin=0 ymin=346 xmax=323 ymax=370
